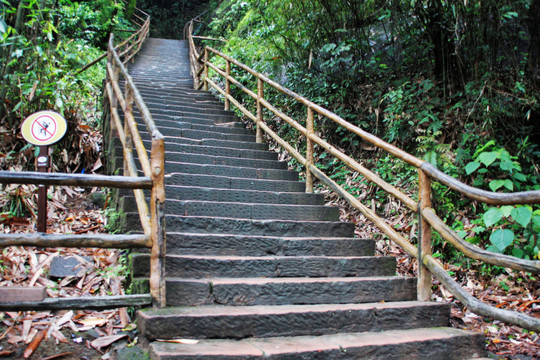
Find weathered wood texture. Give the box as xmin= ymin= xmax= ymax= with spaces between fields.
xmin=0 ymin=295 xmax=153 ymax=311
xmin=0 ymin=287 xmax=46 ymax=303
xmin=0 ymin=171 xmax=151 ymax=189
xmin=0 ymin=233 xmax=151 ymax=248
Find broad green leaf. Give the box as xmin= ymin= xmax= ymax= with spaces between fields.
xmin=465 ymin=161 xmax=481 ymax=175
xmin=500 ymin=206 xmax=514 ymax=217
xmin=489 ymin=229 xmax=514 ymax=252
xmin=499 ymin=160 xmax=513 ymax=171
xmin=0 ymin=18 xmax=6 ymax=34
xmin=512 ymin=248 xmax=524 ymax=258
xmin=486 ymin=245 xmax=503 ymax=254
xmin=483 ymin=207 xmax=503 ymax=227
xmin=503 ymin=179 xmax=513 ymax=191
xmin=511 ymin=207 xmax=532 ymax=228
xmin=532 ymin=215 xmax=540 ymax=232
xmin=513 ymin=173 xmax=527 ymax=182
xmin=489 ymin=179 xmax=505 ymax=192
xmin=477 ymin=151 xmax=498 ymax=167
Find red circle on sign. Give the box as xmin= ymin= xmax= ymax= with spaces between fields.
xmin=30 ymin=115 xmax=57 ymax=142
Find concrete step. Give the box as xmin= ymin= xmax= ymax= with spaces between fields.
xmin=165 ymin=200 xmax=339 ymax=221
xmin=141 ymin=137 xmax=269 ymax=151
xmin=123 ymin=143 xmax=276 ymax=161
xmin=130 ymin=276 xmax=417 ymax=307
xmin=138 ymin=301 xmax=450 ymax=340
xmin=131 ymin=254 xmax=396 ymax=278
xmin=139 ymin=128 xmax=256 ymax=142
xmin=147 ymin=327 xmax=485 ymax=359
xmin=165 ymin=173 xmax=305 ymax=192
xmin=142 ymin=97 xmax=225 ymax=109
xmin=164 ymin=216 xmax=355 ymax=237
xmin=139 ymin=122 xmax=254 ymax=136
xmin=153 ymin=117 xmax=246 ymax=129
xmin=162 ymin=163 xmax=298 ymax=180
xmin=166 ymin=153 xmax=285 ymax=169
xmin=165 ymin=233 xmax=373 ymax=256
xmin=162 ymin=186 xmax=321 ymax=204
xmin=145 ymin=102 xmax=233 ymax=116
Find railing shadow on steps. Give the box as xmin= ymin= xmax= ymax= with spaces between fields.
xmin=186 ymin=20 xmax=540 ymax=332
xmin=0 ymin=7 xmax=167 ymax=310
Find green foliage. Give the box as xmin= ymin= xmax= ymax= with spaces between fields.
xmin=0 ymin=0 xmax=130 ymax=172
xmin=464 ymin=143 xmax=540 ymax=259
xmin=199 ymin=0 xmax=540 ymax=270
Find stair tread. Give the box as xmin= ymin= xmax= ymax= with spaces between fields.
xmin=140 ymin=300 xmax=444 ymax=317
xmin=165 ymin=276 xmax=408 ymax=284
xmin=149 ymin=327 xmax=484 ymax=358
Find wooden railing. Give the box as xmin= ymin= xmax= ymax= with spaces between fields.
xmin=0 ymin=8 xmax=166 ymax=310
xmin=187 ymin=22 xmax=540 ymax=332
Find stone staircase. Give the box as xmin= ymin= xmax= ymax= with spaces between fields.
xmin=117 ymin=38 xmax=486 ymax=359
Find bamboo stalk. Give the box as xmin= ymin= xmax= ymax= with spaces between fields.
xmin=203 ymin=48 xmax=209 ymax=91
xmin=150 ymin=134 xmax=167 ymax=308
xmin=417 ymin=169 xmax=432 ymax=301
xmin=0 ymin=171 xmax=151 ymax=189
xmin=308 ymin=133 xmax=417 ymax=211
xmin=306 ymin=107 xmax=314 ymax=193
xmin=256 ymin=78 xmax=264 ymax=143
xmin=206 ymin=78 xmax=257 ymax=122
xmin=0 ymin=295 xmax=153 ymax=311
xmin=225 ymin=60 xmax=231 ymax=111
xmin=0 ymin=233 xmax=151 ymax=248
xmin=422 ymin=208 xmax=540 ymax=273
xmin=107 ymin=90 xmax=152 ymax=235
xmin=423 ymin=255 xmax=540 ymax=332
xmin=421 ymin=162 xmax=540 ymax=205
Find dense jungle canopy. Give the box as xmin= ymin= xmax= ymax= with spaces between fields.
xmin=189 ymin=0 xmax=540 ymax=261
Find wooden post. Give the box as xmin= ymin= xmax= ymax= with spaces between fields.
xmin=203 ymin=48 xmax=209 ymax=91
xmin=256 ymin=78 xmax=264 ymax=143
xmin=418 ymin=169 xmax=432 ymax=301
xmin=225 ymin=60 xmax=231 ymax=111
xmin=36 ymin=146 xmax=49 ymax=232
xmin=123 ymin=85 xmax=134 ymax=176
xmin=150 ymin=133 xmax=166 ymax=308
xmin=305 ymin=107 xmax=314 ymax=193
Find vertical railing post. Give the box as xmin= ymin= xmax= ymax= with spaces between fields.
xmin=305 ymin=107 xmax=314 ymax=193
xmin=203 ymin=48 xmax=209 ymax=91
xmin=256 ymin=77 xmax=264 ymax=143
xmin=123 ymin=84 xmax=134 ymax=176
xmin=225 ymin=60 xmax=231 ymax=111
xmin=150 ymin=133 xmax=166 ymax=308
xmin=417 ymin=169 xmax=432 ymax=301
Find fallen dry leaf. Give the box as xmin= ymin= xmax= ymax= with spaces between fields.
xmin=90 ymin=334 xmax=128 ymax=349
xmin=23 ymin=329 xmax=46 ymax=359
xmin=77 ymin=318 xmax=107 ymax=327
xmin=156 ymin=339 xmax=200 ymax=344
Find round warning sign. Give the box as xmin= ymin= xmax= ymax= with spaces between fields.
xmin=21 ymin=111 xmax=67 ymax=146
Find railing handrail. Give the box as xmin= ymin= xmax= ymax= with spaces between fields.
xmin=187 ymin=25 xmax=540 ymax=332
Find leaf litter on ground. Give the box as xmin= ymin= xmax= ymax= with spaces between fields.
xmin=0 ymin=187 xmax=136 ymax=359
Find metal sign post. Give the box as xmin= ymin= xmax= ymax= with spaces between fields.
xmin=21 ymin=111 xmax=67 ymax=233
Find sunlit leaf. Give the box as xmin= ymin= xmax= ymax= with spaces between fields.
xmin=465 ymin=161 xmax=480 ymax=175
xmin=490 ymin=229 xmax=514 ymax=252
xmin=477 ymin=151 xmax=498 ymax=167
xmin=489 ymin=180 xmax=505 ymax=192
xmin=483 ymin=207 xmax=503 ymax=228
xmin=511 ymin=207 xmax=532 ymax=228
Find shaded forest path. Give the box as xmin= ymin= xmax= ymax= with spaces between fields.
xmin=120 ymin=38 xmax=487 ymax=359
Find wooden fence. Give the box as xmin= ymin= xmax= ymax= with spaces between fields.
xmin=186 ymin=20 xmax=540 ymax=332
xmin=0 ymin=7 xmax=166 ymax=310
